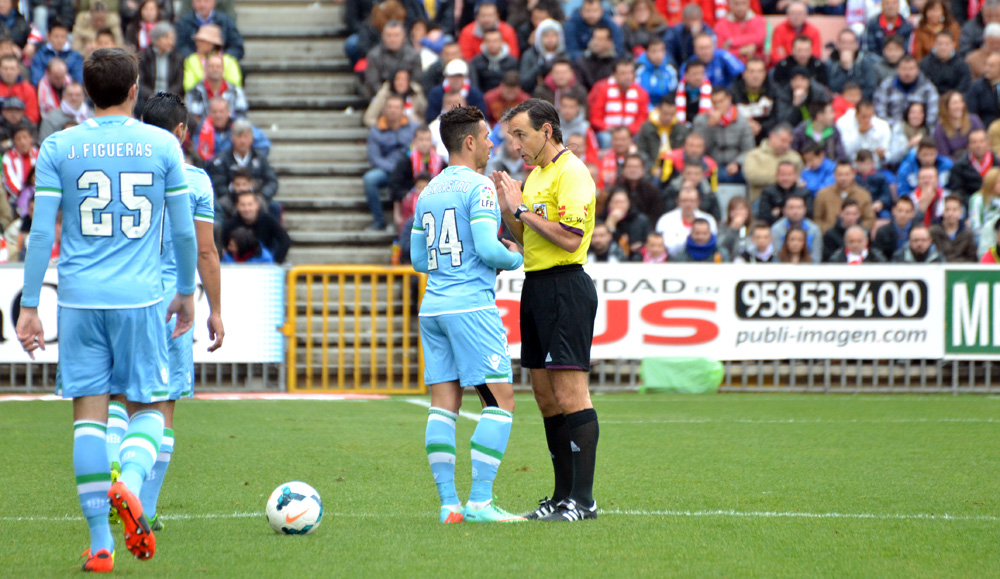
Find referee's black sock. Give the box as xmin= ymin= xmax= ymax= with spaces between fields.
xmin=542 ymin=414 xmax=574 ymax=503
xmin=567 ymin=408 xmax=599 ymax=507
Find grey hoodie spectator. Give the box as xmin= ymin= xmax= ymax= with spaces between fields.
xmin=364 ymin=21 xmax=421 ymax=98
xmin=892 ymin=224 xmax=945 ymax=262
xmin=519 ymin=18 xmax=565 ymax=94
xmin=563 ymin=0 xmax=624 ymax=59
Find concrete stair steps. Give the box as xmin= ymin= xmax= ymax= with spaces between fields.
xmin=289 ymin=230 xmax=394 ymax=245
xmin=249 ymin=109 xmax=363 ymax=129
xmin=265 ymin=127 xmax=368 ymax=142
xmin=246 ymin=95 xmax=365 ymax=110
xmin=235 ymin=2 xmax=342 ymax=30
xmin=243 ymin=37 xmax=345 ymax=62
xmin=271 ymin=176 xmax=362 ymax=195
xmin=268 ymin=143 xmax=367 ymax=163
xmin=244 ymin=72 xmax=359 ymax=96
xmin=272 ymin=162 xmax=369 ymax=177
xmin=279 ymin=196 xmax=367 ymax=210
xmin=286 ymin=246 xmax=391 ymax=264
xmin=241 ymin=58 xmax=353 ymax=74
xmin=284 ymin=211 xmax=373 ymax=229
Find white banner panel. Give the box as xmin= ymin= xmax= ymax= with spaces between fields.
xmin=0 ymin=265 xmax=284 ymax=364
xmin=494 ymin=264 xmax=945 ymax=361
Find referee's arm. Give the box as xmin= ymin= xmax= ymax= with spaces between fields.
xmin=496 ymin=171 xmax=583 ymax=253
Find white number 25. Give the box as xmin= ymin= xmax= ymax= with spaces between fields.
xmin=78 ymin=170 xmax=154 ymax=239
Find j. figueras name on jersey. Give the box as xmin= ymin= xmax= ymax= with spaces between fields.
xmin=496 ymin=298 xmax=719 ymax=346
xmin=67 ymin=142 xmax=154 ymax=159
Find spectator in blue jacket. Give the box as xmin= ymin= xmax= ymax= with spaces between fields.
xmin=563 ymin=0 xmax=624 ymax=59
xmin=29 ymin=19 xmax=82 ymax=86
xmin=175 ymin=0 xmax=244 ymax=60
xmin=896 ymin=137 xmax=954 ymax=200
xmin=364 ymin=94 xmax=417 ymax=230
xmin=665 ymin=4 xmax=714 ymax=68
xmin=681 ymin=33 xmax=744 ymax=89
xmin=800 ymin=141 xmax=836 ymax=195
xmin=771 ymin=194 xmax=823 ymax=263
xmin=635 ymin=37 xmax=677 ymax=106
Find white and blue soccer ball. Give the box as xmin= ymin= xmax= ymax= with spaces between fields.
xmin=265 ymin=481 xmax=323 ymax=535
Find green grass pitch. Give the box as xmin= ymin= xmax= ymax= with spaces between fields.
xmin=2 ymin=393 xmax=999 ymax=577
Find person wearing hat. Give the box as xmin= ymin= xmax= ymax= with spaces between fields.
xmin=185 ymin=53 xmax=247 ymax=124
xmin=425 ymin=58 xmax=487 ymax=122
xmin=0 ymin=96 xmax=33 ymax=147
xmin=175 ymin=0 xmax=243 ymax=60
xmin=29 ymin=18 xmax=83 ymax=86
xmin=182 ymin=22 xmax=241 ymax=92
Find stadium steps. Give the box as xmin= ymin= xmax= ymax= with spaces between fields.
xmin=238 ymin=0 xmax=387 ymax=267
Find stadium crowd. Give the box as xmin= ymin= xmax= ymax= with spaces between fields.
xmin=0 ymin=0 xmax=291 ymax=265
xmin=355 ymin=0 xmax=1000 ymax=265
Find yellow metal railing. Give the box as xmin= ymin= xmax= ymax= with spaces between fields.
xmin=282 ymin=266 xmax=427 ymax=393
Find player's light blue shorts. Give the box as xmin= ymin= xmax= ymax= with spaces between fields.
xmin=166 ymin=317 xmax=194 ymax=400
xmin=56 ymin=303 xmax=170 ymax=403
xmin=420 ymin=307 xmax=513 ymax=387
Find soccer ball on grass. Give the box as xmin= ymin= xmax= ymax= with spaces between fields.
xmin=265 ymin=481 xmax=323 ymax=535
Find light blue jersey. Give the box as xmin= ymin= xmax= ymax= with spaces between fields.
xmin=412 ymin=165 xmax=517 ymax=317
xmin=24 ymin=116 xmax=194 ymax=309
xmin=161 ymin=164 xmax=214 ymax=297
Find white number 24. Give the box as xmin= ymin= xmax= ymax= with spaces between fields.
xmin=421 ymin=208 xmax=464 ymax=270
xmin=78 ymin=170 xmax=154 ymax=239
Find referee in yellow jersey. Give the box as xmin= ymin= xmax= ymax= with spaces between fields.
xmin=493 ymin=99 xmax=599 ymax=522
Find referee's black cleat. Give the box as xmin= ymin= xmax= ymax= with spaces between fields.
xmin=538 ymin=499 xmax=598 ymax=522
xmin=525 ymin=497 xmax=558 ymax=520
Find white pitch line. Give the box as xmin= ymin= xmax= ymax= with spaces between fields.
xmin=591 ymin=418 xmax=1000 ymax=425
xmin=4 ymin=509 xmax=997 ymax=523
xmin=403 ymin=398 xmax=481 ymax=422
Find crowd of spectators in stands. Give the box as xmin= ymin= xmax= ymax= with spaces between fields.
xmin=0 ymin=0 xmax=291 ymax=265
xmin=352 ymin=0 xmax=1000 ymax=264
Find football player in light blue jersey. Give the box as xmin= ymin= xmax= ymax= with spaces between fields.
xmin=100 ymin=92 xmax=226 ymax=534
xmin=16 ymin=49 xmax=198 ymax=572
xmin=410 ymin=106 xmax=526 ymax=524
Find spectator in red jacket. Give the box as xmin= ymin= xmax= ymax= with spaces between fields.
xmin=457 ymin=0 xmax=520 ymax=62
xmin=588 ymin=58 xmax=650 ymax=147
xmin=768 ymin=1 xmax=821 ymax=67
xmin=484 ymin=70 xmax=529 ymax=125
xmin=714 ymin=0 xmax=767 ymax=63
xmin=0 ymin=55 xmax=37 ymax=124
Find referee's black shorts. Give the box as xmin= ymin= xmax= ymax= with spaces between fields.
xmin=520 ymin=264 xmax=598 ymax=371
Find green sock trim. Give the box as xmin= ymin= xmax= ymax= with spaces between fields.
xmin=76 ymin=472 xmax=111 ymax=484
xmin=470 ymin=441 xmax=504 ymax=461
xmin=74 ymin=421 xmax=106 ymax=431
xmin=428 ymin=408 xmax=457 ymax=420
xmin=482 ymin=408 xmax=512 ymax=418
xmin=123 ymin=432 xmax=160 ymax=453
xmin=426 ymin=443 xmax=456 ymax=455
xmin=109 ymin=401 xmax=127 ymax=410
xmin=163 ymin=428 xmax=175 ymax=438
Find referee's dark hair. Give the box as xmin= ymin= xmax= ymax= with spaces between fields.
xmin=500 ymin=98 xmax=563 ymax=144
xmin=141 ymin=92 xmax=189 ymax=132
xmin=439 ymin=105 xmax=485 ymax=156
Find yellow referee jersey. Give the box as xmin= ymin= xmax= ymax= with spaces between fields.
xmin=521 ymin=149 xmax=596 ymax=272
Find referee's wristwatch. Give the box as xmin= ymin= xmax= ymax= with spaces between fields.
xmin=514 ymin=203 xmax=529 ymax=220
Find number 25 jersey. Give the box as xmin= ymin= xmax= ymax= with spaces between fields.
xmin=34 ymin=116 xmax=190 ymax=309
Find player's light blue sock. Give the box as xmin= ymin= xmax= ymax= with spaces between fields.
xmin=106 ymin=401 xmax=129 ymax=466
xmin=118 ymin=410 xmax=164 ymax=494
xmin=139 ymin=427 xmax=173 ymax=519
xmin=425 ymin=407 xmax=460 ymax=507
xmin=74 ymin=420 xmax=114 ymax=554
xmin=468 ymin=407 xmax=513 ymax=507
